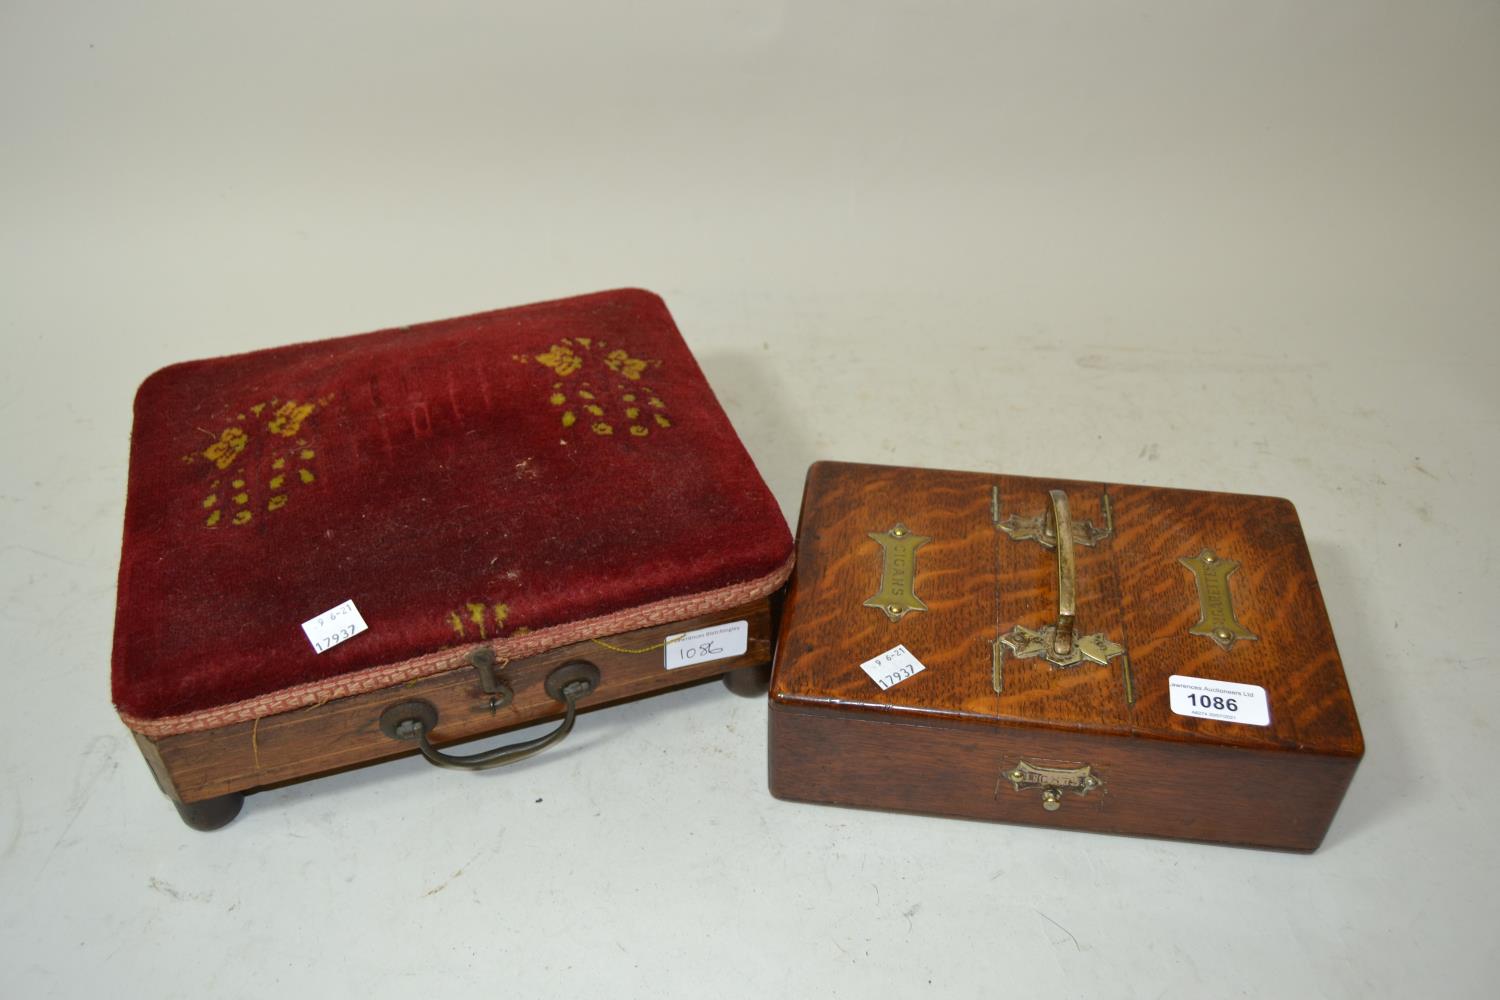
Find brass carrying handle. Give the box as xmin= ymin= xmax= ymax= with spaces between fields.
xmin=378 ymin=661 xmax=600 ymax=771
xmin=1043 ymin=489 xmax=1077 ymax=657
xmin=995 ymin=486 xmax=1133 ymax=702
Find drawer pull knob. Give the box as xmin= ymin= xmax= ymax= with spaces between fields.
xmin=1007 ymin=759 xmax=1102 ymax=813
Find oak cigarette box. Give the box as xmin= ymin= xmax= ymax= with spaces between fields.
xmin=768 ymin=461 xmax=1362 ymax=850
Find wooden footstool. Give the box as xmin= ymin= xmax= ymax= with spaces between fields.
xmin=112 ymin=289 xmax=792 ymax=828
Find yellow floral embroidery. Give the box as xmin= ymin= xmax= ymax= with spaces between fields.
xmin=267 ymin=400 xmax=316 ymax=437
xmin=448 ymin=601 xmax=512 ymax=640
xmin=519 ymin=343 xmax=674 ymax=441
xmin=536 ymin=344 xmax=583 ymax=376
xmin=203 ymin=427 xmax=247 ymax=469
xmin=196 ymin=397 xmax=327 ymax=527
xmin=604 ymin=349 xmax=648 ymax=381
xmin=467 ymin=602 xmax=488 ymax=638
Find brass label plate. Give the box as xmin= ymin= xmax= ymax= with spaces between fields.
xmin=1179 ymin=549 xmax=1258 ymax=651
xmin=864 ymin=523 xmax=930 ymax=622
xmin=1005 ymin=759 xmax=1102 ymax=795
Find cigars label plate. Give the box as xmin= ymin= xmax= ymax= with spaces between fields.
xmin=664 ymin=620 xmax=748 ymax=670
xmin=860 ymin=643 xmax=928 ymax=691
xmin=301 ymin=599 xmax=368 ymax=654
xmin=1168 ymin=674 xmax=1270 ymax=726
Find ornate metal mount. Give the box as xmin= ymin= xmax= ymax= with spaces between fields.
xmin=995 ymin=486 xmax=1113 ymax=549
xmin=864 ymin=522 xmax=930 ymax=622
xmin=468 ymin=647 xmax=514 ymax=713
xmin=999 ymin=623 xmax=1125 ymax=669
xmin=995 ymin=489 xmax=1136 ymax=704
xmin=1179 ymin=549 xmax=1258 ymax=651
xmin=996 ymin=623 xmax=1136 ymax=705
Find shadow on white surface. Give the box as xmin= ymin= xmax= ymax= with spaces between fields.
xmin=1306 ymin=541 xmax=1414 ymax=852
xmin=242 ymin=673 xmax=747 ymax=830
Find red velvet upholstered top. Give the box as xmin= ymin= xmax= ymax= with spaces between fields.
xmin=112 ymin=289 xmax=793 ymax=735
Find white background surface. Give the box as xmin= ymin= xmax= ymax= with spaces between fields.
xmin=2 ymin=2 xmax=1497 ymax=997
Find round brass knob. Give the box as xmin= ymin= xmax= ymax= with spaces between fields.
xmin=1041 ymin=787 xmax=1063 ymax=811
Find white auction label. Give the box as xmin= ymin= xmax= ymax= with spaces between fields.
xmin=859 ymin=643 xmax=928 ymax=691
xmin=301 ymin=599 xmax=369 ymax=654
xmin=664 ymin=620 xmax=748 ymax=670
xmin=1168 ymin=674 xmax=1270 ymax=726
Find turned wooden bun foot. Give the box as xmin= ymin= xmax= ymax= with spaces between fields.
xmin=173 ymin=792 xmax=245 ymax=831
xmin=722 ymin=663 xmax=771 ymax=698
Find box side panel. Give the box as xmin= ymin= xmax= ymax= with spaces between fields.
xmin=769 ymin=705 xmax=1360 ymax=851
xmin=145 ymin=600 xmax=771 ymax=802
